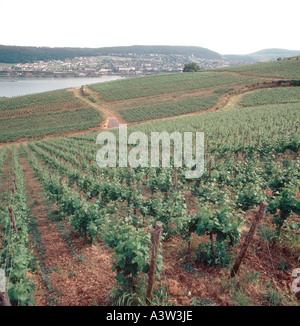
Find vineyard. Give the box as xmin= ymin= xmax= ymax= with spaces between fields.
xmin=216 ymin=59 xmax=300 ymax=79
xmin=0 ymin=89 xmax=103 ymax=142
xmin=85 ymin=60 xmax=300 ymax=125
xmin=120 ymin=95 xmax=219 ymax=122
xmin=240 ymin=87 xmax=300 ymax=107
xmin=0 ymin=58 xmax=299 ymax=306
xmin=88 ymin=72 xmax=263 ymax=102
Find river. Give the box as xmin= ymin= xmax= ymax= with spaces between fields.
xmin=0 ymin=76 xmax=124 ymax=98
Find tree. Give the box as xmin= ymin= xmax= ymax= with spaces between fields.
xmin=183 ymin=62 xmax=201 ymax=72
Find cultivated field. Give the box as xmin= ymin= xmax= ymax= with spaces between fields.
xmin=0 ymin=89 xmax=102 ymax=142
xmin=0 ymin=59 xmax=299 ymax=306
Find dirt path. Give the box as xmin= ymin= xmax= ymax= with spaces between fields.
xmin=221 ymin=93 xmax=243 ymax=111
xmin=69 ymin=87 xmax=124 ymax=130
xmin=19 ymin=149 xmax=116 ymax=306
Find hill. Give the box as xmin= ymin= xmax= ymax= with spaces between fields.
xmin=223 ymin=54 xmax=257 ymax=63
xmin=224 ymin=48 xmax=300 ymax=63
xmin=0 ymin=44 xmax=222 ymax=64
xmin=215 ymin=58 xmax=300 ymax=79
xmin=248 ymin=48 xmax=300 ymax=62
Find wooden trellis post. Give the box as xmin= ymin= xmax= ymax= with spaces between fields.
xmin=208 ymin=159 xmax=212 ymax=179
xmin=13 ymin=179 xmax=18 ymax=191
xmin=8 ymin=207 xmax=18 ymax=233
xmin=146 ymin=221 xmax=163 ymax=303
xmin=12 ymin=188 xmax=16 ymax=199
xmin=230 ymin=202 xmax=268 ymax=277
xmin=0 ymin=291 xmax=11 ymax=306
xmin=206 ymin=141 xmax=210 ymax=159
xmin=59 ymin=178 xmax=63 ymax=193
xmin=234 ymin=163 xmax=238 ymax=178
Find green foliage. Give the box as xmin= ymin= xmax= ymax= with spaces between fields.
xmin=269 ymin=184 xmax=300 ymax=234
xmin=236 ymin=184 xmax=267 ymax=211
xmin=89 ymin=71 xmax=253 ymax=102
xmin=0 ymin=147 xmax=8 ymax=173
xmin=112 ymin=218 xmax=152 ymax=289
xmin=0 ymin=147 xmax=35 ymax=305
xmin=262 ymin=287 xmax=284 ymax=306
xmin=218 ymin=59 xmax=300 ymax=79
xmin=0 ymin=107 xmax=102 ymax=143
xmin=195 ymin=205 xmax=243 ymax=245
xmin=142 ymin=191 xmax=186 ymax=240
xmin=183 ymin=62 xmax=201 ymax=72
xmin=0 ymin=89 xmax=83 ymax=112
xmin=179 ymin=204 xmax=243 ymax=266
xmin=241 ymin=87 xmax=300 ymax=107
xmin=193 ymin=181 xmax=231 ymax=206
xmin=197 ymin=241 xmax=234 ymax=267
xmin=0 ymin=44 xmax=222 ymax=64
xmin=22 ymin=145 xmax=165 ymax=298
xmin=191 ymin=297 xmax=215 ymax=306
xmin=127 ymin=102 xmax=299 ymax=158
xmin=0 ymin=89 xmax=103 ymax=143
xmin=120 ymin=95 xmax=219 ymax=122
xmin=277 ymin=257 xmax=292 ymax=272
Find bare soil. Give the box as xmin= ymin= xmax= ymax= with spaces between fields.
xmin=159 ymin=209 xmax=299 ymax=306
xmin=19 ymin=149 xmax=116 ymax=306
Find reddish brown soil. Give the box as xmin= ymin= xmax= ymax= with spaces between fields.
xmin=19 ymin=150 xmax=116 ymax=306
xmin=1 ymin=147 xmax=298 ymax=306
xmin=159 ymin=208 xmax=299 ymax=306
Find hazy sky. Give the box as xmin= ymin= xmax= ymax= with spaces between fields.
xmin=1 ymin=0 xmax=299 ymax=54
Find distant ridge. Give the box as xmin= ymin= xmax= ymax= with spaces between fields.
xmin=1 ymin=44 xmax=299 ymax=65
xmin=223 ymin=54 xmax=257 ymax=63
xmin=224 ymin=48 xmax=300 ymax=63
xmin=249 ymin=48 xmax=300 ymax=61
xmin=0 ymin=44 xmax=222 ymax=63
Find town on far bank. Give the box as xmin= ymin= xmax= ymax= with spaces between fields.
xmin=0 ymin=53 xmax=241 ymax=78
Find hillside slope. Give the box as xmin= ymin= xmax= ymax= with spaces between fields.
xmin=86 ymin=58 xmax=300 ymax=123
xmin=1 ymin=58 xmax=299 ymax=143
xmin=0 ymin=44 xmax=222 ymax=63
xmin=249 ymin=48 xmax=300 ymax=61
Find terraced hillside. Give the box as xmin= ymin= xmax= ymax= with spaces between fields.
xmin=0 ymin=89 xmax=102 ymax=143
xmin=216 ymin=59 xmax=300 ymax=79
xmin=85 ymin=59 xmax=300 ymax=124
xmin=1 ymin=59 xmax=299 ymax=144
